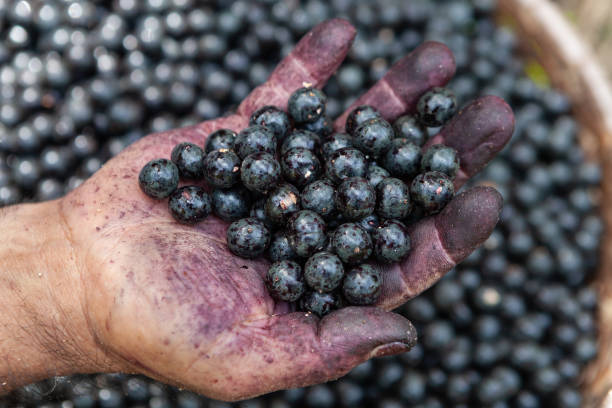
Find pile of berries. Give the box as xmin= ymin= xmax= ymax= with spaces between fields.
xmin=139 ymin=85 xmax=460 ymax=313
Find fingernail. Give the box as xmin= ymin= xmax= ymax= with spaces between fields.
xmin=369 ymin=342 xmax=411 ymax=359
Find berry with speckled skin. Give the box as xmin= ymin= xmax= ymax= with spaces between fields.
xmin=250 ymin=105 xmax=291 ymax=141
xmin=205 ymin=128 xmax=237 ymax=153
xmin=301 ymin=179 xmax=336 ymax=219
xmin=343 ymin=264 xmax=382 ymax=305
xmin=300 ymin=114 xmax=333 ymax=137
xmin=336 ymin=177 xmax=376 ymax=220
xmin=265 ymin=260 xmax=305 ymax=302
xmin=203 ymin=149 xmax=241 ymax=189
xmin=358 ymin=214 xmax=380 ymax=236
xmin=300 ymin=290 xmax=341 ymax=317
xmin=374 ymin=219 xmax=411 ymax=263
xmin=280 ymin=147 xmax=321 ymax=187
xmin=393 ymin=115 xmax=428 ymax=146
xmin=421 ymin=144 xmax=460 ymax=178
xmin=226 ymin=217 xmax=271 ymax=259
xmin=288 ymin=87 xmax=327 ymax=123
xmin=325 ymin=147 xmax=368 ymax=184
xmin=287 ymin=210 xmax=327 ymax=258
xmin=345 ymin=105 xmax=381 ymax=136
xmin=280 ymin=130 xmax=321 ymax=155
xmin=410 ymin=171 xmax=455 ymax=214
xmin=265 ymin=183 xmax=301 ymax=226
xmin=234 ymin=125 xmax=276 ymax=159
xmin=268 ymin=230 xmax=297 ymax=262
xmin=417 ymin=87 xmax=457 ymax=127
xmin=367 ymin=163 xmax=390 ymax=189
xmin=139 ymin=158 xmax=179 ymax=199
xmin=168 ymin=186 xmax=212 ymax=224
xmin=332 ymin=223 xmax=373 ymax=265
xmin=211 ymin=186 xmax=250 ymax=222
xmin=353 ymin=117 xmax=394 ymax=158
xmin=304 ymin=251 xmax=345 ymax=292
xmin=376 ymin=177 xmax=412 ymax=219
xmin=250 ymin=199 xmax=267 ymax=225
xmin=240 ymin=152 xmax=281 ymax=194
xmin=170 ymin=142 xmax=205 ymax=179
xmin=383 ymin=138 xmax=422 ymax=178
xmin=321 ymin=133 xmax=353 ymax=158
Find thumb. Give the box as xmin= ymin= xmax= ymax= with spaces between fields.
xmin=214 ymin=307 xmax=416 ymax=400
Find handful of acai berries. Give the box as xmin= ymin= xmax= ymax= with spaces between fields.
xmin=138 ymin=85 xmax=459 ymax=316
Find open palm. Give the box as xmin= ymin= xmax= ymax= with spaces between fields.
xmin=57 ymin=19 xmax=514 ymax=401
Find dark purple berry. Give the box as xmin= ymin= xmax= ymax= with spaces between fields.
xmin=417 ymin=87 xmax=457 ymax=127
xmin=301 ymin=179 xmax=336 ymax=219
xmin=287 ymin=210 xmax=327 ymax=258
xmin=265 ymin=183 xmax=301 ymax=226
xmin=299 ymin=114 xmax=333 ymax=137
xmin=343 ymin=264 xmax=382 ymax=305
xmin=300 ymin=290 xmax=341 ymax=317
xmin=336 ymin=177 xmax=376 ymax=220
xmin=383 ymin=138 xmax=422 ymax=178
xmin=138 ymin=158 xmax=179 ymax=199
xmin=168 ymin=186 xmax=212 ymax=224
xmin=211 ymin=186 xmax=250 ymax=222
xmin=250 ymin=105 xmax=291 ymax=141
xmin=304 ymin=251 xmax=345 ymax=293
xmin=393 ymin=115 xmax=428 ymax=146
xmin=421 ymin=144 xmax=460 ymax=178
xmin=353 ymin=117 xmax=394 ymax=158
xmin=376 ymin=177 xmax=412 ymax=219
xmin=280 ymin=130 xmax=321 ymax=155
xmin=345 ymin=105 xmax=381 ymax=136
xmin=234 ymin=125 xmax=276 ymax=159
xmin=410 ymin=171 xmax=455 ymax=214
xmin=268 ymin=230 xmax=297 ymax=262
xmin=325 ymin=147 xmax=368 ymax=184
xmin=367 ymin=163 xmax=390 ymax=189
xmin=321 ymin=132 xmax=353 ymax=158
xmin=205 ymin=128 xmax=236 ymax=153
xmin=374 ymin=219 xmax=411 ymax=263
xmin=240 ymin=152 xmax=281 ymax=194
xmin=203 ymin=149 xmax=241 ymax=188
xmin=226 ymin=217 xmax=271 ymax=259
xmin=332 ymin=223 xmax=373 ymax=265
xmin=280 ymin=147 xmax=321 ymax=187
xmin=288 ymin=87 xmax=326 ymax=123
xmin=357 ymin=214 xmax=381 ymax=236
xmin=170 ymin=142 xmax=205 ymax=179
xmin=265 ymin=260 xmax=305 ymax=302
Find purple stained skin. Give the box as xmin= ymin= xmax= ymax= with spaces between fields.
xmin=56 ymin=19 xmax=513 ymax=402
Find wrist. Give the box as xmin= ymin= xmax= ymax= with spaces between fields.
xmin=0 ymin=200 xmax=114 ymax=393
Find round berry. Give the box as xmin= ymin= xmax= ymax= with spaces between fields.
xmin=417 ymin=87 xmax=457 ymax=127
xmin=300 ymin=114 xmax=333 ymax=137
xmin=367 ymin=163 xmax=390 ymax=189
xmin=301 ymin=179 xmax=336 ymax=219
xmin=383 ymin=138 xmax=422 ymax=178
xmin=288 ymin=87 xmax=326 ymax=123
xmin=353 ymin=117 xmax=394 ymax=158
xmin=168 ymin=186 xmax=212 ymax=224
xmin=138 ymin=158 xmax=179 ymax=199
xmin=374 ymin=219 xmax=411 ymax=263
xmin=287 ymin=210 xmax=327 ymax=258
xmin=211 ymin=186 xmax=250 ymax=222
xmin=280 ymin=147 xmax=322 ymax=187
xmin=170 ymin=142 xmax=205 ymax=179
xmin=240 ymin=152 xmax=281 ymax=194
xmin=234 ymin=125 xmax=276 ymax=159
xmin=410 ymin=171 xmax=455 ymax=214
xmin=325 ymin=147 xmax=368 ymax=184
xmin=376 ymin=177 xmax=412 ymax=219
xmin=205 ymin=128 xmax=236 ymax=153
xmin=357 ymin=214 xmax=381 ymax=236
xmin=265 ymin=183 xmax=301 ymax=226
xmin=332 ymin=223 xmax=373 ymax=265
xmin=393 ymin=115 xmax=427 ymax=146
xmin=421 ymin=144 xmax=460 ymax=178
xmin=226 ymin=217 xmax=271 ymax=259
xmin=268 ymin=230 xmax=297 ymax=262
xmin=203 ymin=149 xmax=241 ymax=188
xmin=280 ymin=130 xmax=321 ymax=155
xmin=345 ymin=105 xmax=381 ymax=136
xmin=321 ymin=132 xmax=353 ymax=158
xmin=249 ymin=199 xmax=269 ymax=226
xmin=336 ymin=177 xmax=376 ymax=220
xmin=265 ymin=260 xmax=305 ymax=302
xmin=250 ymin=105 xmax=291 ymax=141
xmin=343 ymin=264 xmax=381 ymax=305
xmin=304 ymin=251 xmax=345 ymax=293
xmin=300 ymin=290 xmax=340 ymax=317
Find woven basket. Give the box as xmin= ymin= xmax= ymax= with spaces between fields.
xmin=498 ymin=0 xmax=612 ymax=405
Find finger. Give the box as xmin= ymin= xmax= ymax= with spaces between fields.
xmin=377 ymin=186 xmax=503 ymax=310
xmin=237 ymin=18 xmax=356 ymax=118
xmin=210 ymin=307 xmax=416 ymax=400
xmin=334 ymin=42 xmax=456 ymax=130
xmin=426 ymin=95 xmax=515 ymax=188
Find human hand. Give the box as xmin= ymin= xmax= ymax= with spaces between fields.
xmin=47 ymin=19 xmax=514 ymax=400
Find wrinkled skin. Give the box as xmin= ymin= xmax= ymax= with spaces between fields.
xmin=57 ymin=19 xmax=513 ymax=401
